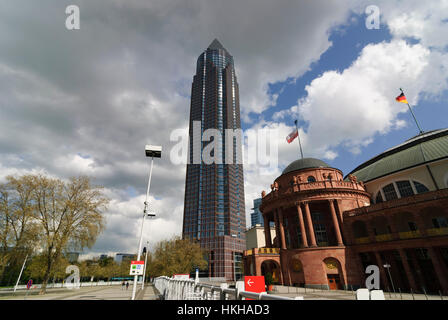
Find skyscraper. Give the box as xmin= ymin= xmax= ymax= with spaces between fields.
xmin=250 ymin=198 xmax=263 ymax=227
xmin=182 ymin=39 xmax=246 ymax=280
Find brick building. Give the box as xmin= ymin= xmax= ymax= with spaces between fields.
xmin=243 ymin=129 xmax=448 ymax=293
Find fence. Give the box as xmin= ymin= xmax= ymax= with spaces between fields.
xmin=153 ymin=276 xmax=303 ymax=300
xmin=0 ymin=280 xmax=124 ymax=292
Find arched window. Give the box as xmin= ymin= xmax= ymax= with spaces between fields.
xmin=396 ymin=180 xmax=414 ymax=198
xmin=382 ymin=183 xmax=398 ymax=201
xmin=413 ymin=181 xmax=429 ymax=193
xmin=375 ymin=191 xmax=383 ymax=203
xmin=311 ymin=212 xmax=328 ymax=245
xmin=307 ymin=176 xmax=316 ymax=183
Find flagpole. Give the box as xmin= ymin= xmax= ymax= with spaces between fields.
xmin=294 ymin=120 xmax=304 ymax=159
xmin=400 ymin=88 xmax=424 ymax=134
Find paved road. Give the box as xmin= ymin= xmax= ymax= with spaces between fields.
xmin=0 ymin=284 xmax=160 ymax=300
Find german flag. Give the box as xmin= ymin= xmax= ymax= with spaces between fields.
xmin=395 ymin=93 xmax=408 ymax=104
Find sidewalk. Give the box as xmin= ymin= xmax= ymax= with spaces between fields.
xmin=136 ymin=284 xmax=160 ymax=300
xmin=0 ymin=285 xmax=133 ymax=300
xmin=269 ymin=285 xmax=448 ymax=300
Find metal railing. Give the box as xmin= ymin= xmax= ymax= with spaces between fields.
xmin=153 ymin=276 xmax=303 ymax=300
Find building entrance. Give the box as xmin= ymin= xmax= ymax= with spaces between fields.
xmin=327 ymin=274 xmax=341 ymax=290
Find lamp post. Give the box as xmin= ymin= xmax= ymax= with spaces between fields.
xmin=141 ymin=241 xmax=149 ymax=290
xmin=131 ymin=145 xmax=162 ymax=301
xmin=383 ymin=263 xmax=395 ymax=293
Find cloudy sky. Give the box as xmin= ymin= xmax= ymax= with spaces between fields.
xmin=1 ymin=0 xmax=447 ymax=258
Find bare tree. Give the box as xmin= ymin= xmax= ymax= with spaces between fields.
xmin=0 ymin=176 xmax=39 ymax=284
xmin=25 ymin=175 xmax=109 ymax=294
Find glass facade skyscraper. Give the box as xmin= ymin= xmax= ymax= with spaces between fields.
xmin=250 ymin=198 xmax=263 ymax=227
xmin=182 ymin=39 xmax=246 ymax=280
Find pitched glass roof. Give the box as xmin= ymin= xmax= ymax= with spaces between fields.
xmin=346 ymin=128 xmax=448 ymax=182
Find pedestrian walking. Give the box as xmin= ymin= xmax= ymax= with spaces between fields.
xmin=126 ymin=282 xmax=129 ymax=290
xmin=121 ymin=281 xmax=125 ymax=290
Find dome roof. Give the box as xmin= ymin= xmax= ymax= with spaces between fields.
xmin=346 ymin=128 xmax=448 ymax=182
xmin=282 ymin=158 xmax=331 ymax=175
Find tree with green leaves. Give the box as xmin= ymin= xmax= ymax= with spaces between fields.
xmin=147 ymin=236 xmax=207 ymax=278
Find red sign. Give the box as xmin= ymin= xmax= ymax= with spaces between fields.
xmin=244 ymin=276 xmax=266 ymax=300
xmin=26 ymin=279 xmax=33 ymax=289
xmin=131 ymin=261 xmax=144 ymax=265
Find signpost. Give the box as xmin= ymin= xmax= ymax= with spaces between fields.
xmin=173 ymin=274 xmax=190 ymax=280
xmin=244 ymin=276 xmax=266 ymax=300
xmin=130 ymin=261 xmax=145 ymax=276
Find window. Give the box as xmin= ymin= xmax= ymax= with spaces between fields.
xmin=375 ymin=192 xmax=383 ymax=203
xmin=413 ymin=181 xmax=429 ymax=193
xmin=432 ymin=217 xmax=448 ymax=228
xmin=408 ymin=221 xmax=418 ymax=231
xmin=311 ymin=212 xmax=328 ymax=245
xmin=307 ymin=176 xmax=316 ymax=183
xmin=396 ymin=180 xmax=414 ymax=198
xmin=382 ymin=183 xmax=398 ymax=201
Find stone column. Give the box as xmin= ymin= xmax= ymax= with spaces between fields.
xmin=263 ymin=214 xmax=272 ymax=248
xmin=427 ymin=246 xmax=448 ymax=295
xmin=296 ymin=203 xmax=308 ymax=248
xmin=278 ymin=209 xmax=287 ymax=250
xmin=408 ymin=249 xmax=426 ymax=291
xmin=329 ymin=199 xmax=344 ymax=246
xmin=398 ymin=248 xmax=418 ymax=291
xmin=413 ymin=212 xmax=427 ymax=237
xmin=366 ymin=218 xmax=376 ymax=243
xmin=335 ymin=199 xmax=345 ymax=239
xmin=386 ymin=214 xmax=400 ymax=240
xmin=255 ymin=255 xmax=261 ymax=276
xmin=274 ymin=210 xmax=281 ymax=248
xmin=374 ymin=251 xmax=389 ymax=290
xmin=303 ymin=201 xmax=317 ymax=247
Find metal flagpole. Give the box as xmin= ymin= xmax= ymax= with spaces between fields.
xmin=294 ymin=120 xmax=304 ymax=159
xmin=400 ymin=88 xmax=423 ymax=134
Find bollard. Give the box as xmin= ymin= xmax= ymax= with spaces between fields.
xmin=410 ymin=288 xmax=415 ymax=300
xmin=439 ymin=290 xmax=443 ymax=301
xmin=398 ymin=288 xmax=402 ymax=300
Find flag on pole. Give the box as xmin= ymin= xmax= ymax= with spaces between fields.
xmin=395 ymin=92 xmax=408 ymax=104
xmin=286 ymin=128 xmax=298 ymax=144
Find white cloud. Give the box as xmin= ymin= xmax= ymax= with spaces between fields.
xmin=1 ymin=0 xmax=447 ymax=257
xmin=279 ymin=36 xmax=446 ymax=158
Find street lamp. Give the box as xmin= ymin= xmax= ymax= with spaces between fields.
xmin=131 ymin=145 xmax=162 ymax=300
xmin=383 ymin=263 xmax=395 ymax=293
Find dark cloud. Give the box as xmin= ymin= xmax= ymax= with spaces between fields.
xmin=0 ymin=0 xmax=358 ymax=255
